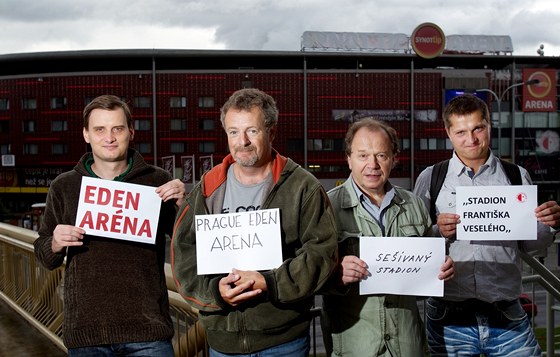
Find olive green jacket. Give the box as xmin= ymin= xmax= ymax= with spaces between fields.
xmin=172 ymin=151 xmax=338 ymax=354
xmin=321 ymin=177 xmax=432 ymax=357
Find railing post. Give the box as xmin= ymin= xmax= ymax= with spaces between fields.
xmin=547 ymin=292 xmax=554 ymax=356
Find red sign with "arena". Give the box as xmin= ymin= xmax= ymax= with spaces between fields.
xmin=522 ymin=68 xmax=557 ymax=112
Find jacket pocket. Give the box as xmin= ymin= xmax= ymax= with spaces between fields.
xmin=399 ymin=223 xmax=427 ymax=237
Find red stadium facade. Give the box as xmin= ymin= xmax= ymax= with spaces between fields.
xmin=0 ymin=49 xmax=558 ymax=217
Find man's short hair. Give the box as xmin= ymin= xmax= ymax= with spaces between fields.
xmin=220 ymin=88 xmax=278 ymax=131
xmin=344 ymin=117 xmax=400 ymax=157
xmin=443 ymin=94 xmax=490 ymax=129
xmin=83 ymin=95 xmax=133 ymax=130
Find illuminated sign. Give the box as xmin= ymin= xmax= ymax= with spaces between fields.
xmin=411 ymin=23 xmax=446 ymax=59
xmin=522 ymin=68 xmax=557 ymax=112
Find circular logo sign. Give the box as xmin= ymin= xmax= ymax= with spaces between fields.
xmin=527 ymin=71 xmax=552 ymax=98
xmin=411 ymin=23 xmax=446 ymax=59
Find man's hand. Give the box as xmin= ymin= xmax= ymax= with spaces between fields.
xmin=231 ymin=269 xmax=267 ymax=291
xmin=51 ymin=224 xmax=85 ymax=253
xmin=340 ymin=255 xmax=369 ymax=285
xmin=437 ymin=213 xmax=461 ymax=239
xmin=535 ymin=201 xmax=560 ymax=229
xmin=155 ymin=179 xmax=186 ymax=206
xmin=218 ymin=270 xmax=263 ymax=307
xmin=438 ymin=255 xmax=455 ymax=281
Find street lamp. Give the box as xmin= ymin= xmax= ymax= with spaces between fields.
xmin=476 ymin=79 xmax=540 ymax=158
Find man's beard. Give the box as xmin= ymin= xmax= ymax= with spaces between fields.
xmin=233 ymin=146 xmax=258 ymax=167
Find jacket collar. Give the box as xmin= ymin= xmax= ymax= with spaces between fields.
xmin=202 ymin=149 xmax=288 ymax=197
xmin=339 ymin=176 xmax=405 ymax=209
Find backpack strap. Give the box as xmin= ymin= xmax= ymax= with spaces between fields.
xmin=499 ymin=159 xmax=522 ymax=185
xmin=428 ymin=158 xmax=521 ymax=224
xmin=429 ymin=159 xmax=450 ymax=224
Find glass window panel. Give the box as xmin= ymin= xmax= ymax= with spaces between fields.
xmin=134 ymin=119 xmax=151 ymax=131
xmin=52 ymin=120 xmax=68 ymax=132
xmin=170 ymin=142 xmax=185 ymax=153
xmin=170 ymin=119 xmax=187 ymax=131
xmin=170 ymin=97 xmax=187 ymax=108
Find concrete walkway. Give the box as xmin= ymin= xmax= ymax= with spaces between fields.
xmin=0 ymin=299 xmax=65 ymax=357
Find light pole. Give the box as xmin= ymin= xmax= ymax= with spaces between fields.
xmin=476 ymin=79 xmax=539 ymax=158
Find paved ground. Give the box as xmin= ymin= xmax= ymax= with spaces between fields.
xmin=0 ymin=300 xmax=65 ymax=357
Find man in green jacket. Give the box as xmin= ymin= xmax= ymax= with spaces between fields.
xmin=172 ymin=88 xmax=338 ymax=356
xmin=321 ymin=118 xmax=454 ymax=357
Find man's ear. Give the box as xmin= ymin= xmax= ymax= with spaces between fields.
xmin=83 ymin=127 xmax=90 ymax=143
xmin=268 ymin=126 xmax=277 ymax=142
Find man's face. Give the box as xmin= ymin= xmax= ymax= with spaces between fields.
xmin=446 ymin=110 xmax=491 ymax=164
xmin=224 ymin=107 xmax=274 ymax=168
xmin=83 ymin=108 xmax=133 ymax=164
xmin=347 ymin=127 xmax=394 ymax=197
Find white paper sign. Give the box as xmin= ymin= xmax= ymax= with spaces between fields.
xmin=75 ymin=177 xmax=162 ymax=244
xmin=359 ymin=237 xmax=444 ymax=297
xmin=195 ymin=209 xmax=283 ymax=275
xmin=456 ymin=185 xmax=537 ymax=241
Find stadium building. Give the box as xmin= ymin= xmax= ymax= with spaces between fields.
xmin=0 ymin=26 xmax=558 ymax=221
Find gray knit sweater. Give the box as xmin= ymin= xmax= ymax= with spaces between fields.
xmin=34 ymin=149 xmax=175 ymax=348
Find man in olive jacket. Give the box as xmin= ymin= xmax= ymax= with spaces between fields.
xmin=321 ymin=118 xmax=454 ymax=357
xmin=172 ymin=88 xmax=338 ymax=356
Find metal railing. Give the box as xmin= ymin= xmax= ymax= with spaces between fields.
xmin=0 ymin=223 xmax=207 ymax=356
xmin=521 ymin=250 xmax=560 ymax=356
xmin=2 ymin=221 xmax=558 ymax=356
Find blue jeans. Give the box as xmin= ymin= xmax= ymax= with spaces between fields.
xmin=209 ymin=335 xmax=310 ymax=357
xmin=425 ymin=297 xmax=541 ymax=356
xmin=68 ymin=340 xmax=174 ymax=357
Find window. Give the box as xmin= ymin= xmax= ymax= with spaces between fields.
xmin=200 ymin=119 xmax=215 ymax=131
xmin=0 ymin=144 xmax=10 ymax=155
xmin=24 ymin=143 xmax=39 ymax=155
xmin=84 ymin=97 xmax=95 ymax=106
xmin=21 ymin=98 xmax=37 ymax=110
xmin=133 ymin=96 xmax=151 ymax=108
xmin=0 ymin=121 xmax=9 ymax=133
xmin=52 ymin=143 xmax=68 ymax=155
xmin=134 ymin=142 xmax=152 ymax=154
xmin=309 ymin=139 xmax=322 ymax=151
xmin=170 ymin=119 xmax=187 ymax=131
xmin=50 ymin=97 xmax=67 ymax=109
xmin=23 ymin=120 xmax=36 ymax=133
xmin=428 ymin=138 xmax=437 ymax=150
xmin=170 ymin=97 xmax=187 ymax=108
xmin=134 ymin=119 xmax=151 ymax=131
xmin=287 ymin=138 xmax=304 ymax=152
xmin=198 ymin=97 xmax=214 ymax=108
xmin=401 ymin=138 xmax=410 ymax=150
xmin=170 ymin=142 xmax=185 ymax=153
xmin=0 ymin=98 xmax=9 ymax=110
xmin=418 ymin=138 xmax=451 ymax=151
xmin=199 ymin=141 xmax=215 ymax=153
xmin=307 ymin=138 xmax=341 ymax=151
xmin=52 ymin=120 xmax=68 ymax=132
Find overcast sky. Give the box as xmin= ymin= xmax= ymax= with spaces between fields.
xmin=0 ymin=0 xmax=558 ymax=57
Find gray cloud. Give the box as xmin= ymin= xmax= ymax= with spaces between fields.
xmin=0 ymin=0 xmax=557 ymax=55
